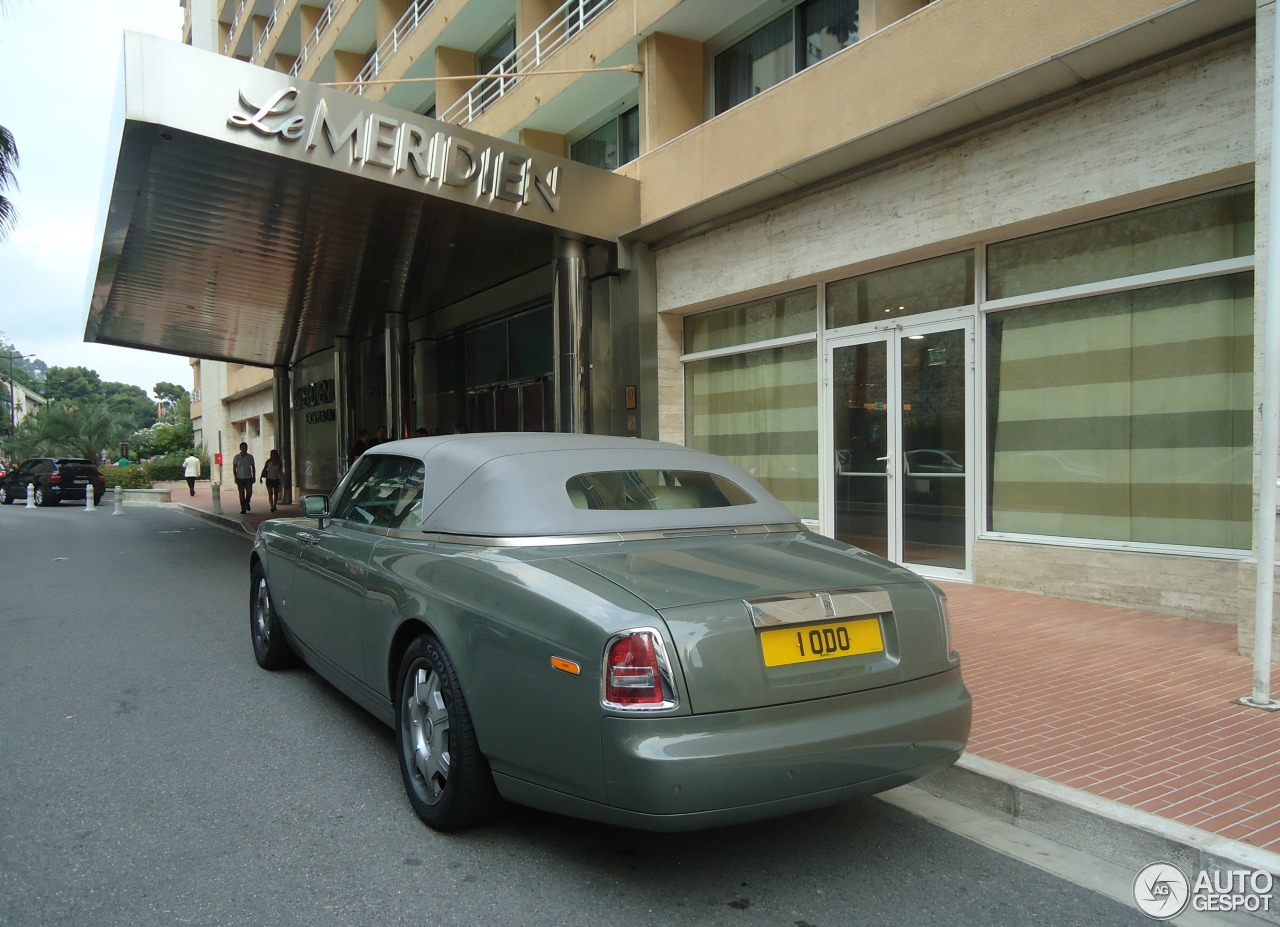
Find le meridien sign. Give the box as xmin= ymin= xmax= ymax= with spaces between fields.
xmin=228 ymin=85 xmax=561 ymax=214
xmin=295 ymin=377 xmax=336 ymax=425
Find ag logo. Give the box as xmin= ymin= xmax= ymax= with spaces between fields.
xmin=1133 ymin=862 xmax=1190 ymax=919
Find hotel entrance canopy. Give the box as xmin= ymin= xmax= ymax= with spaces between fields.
xmin=86 ymin=33 xmax=640 ymax=369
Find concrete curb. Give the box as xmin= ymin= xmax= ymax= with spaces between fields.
xmin=169 ymin=504 xmax=257 ymax=537
xmin=910 ymin=754 xmax=1280 ymax=919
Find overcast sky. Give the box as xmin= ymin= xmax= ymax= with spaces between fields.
xmin=0 ymin=0 xmax=189 ymax=397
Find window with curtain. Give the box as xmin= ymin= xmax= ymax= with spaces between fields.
xmin=685 ymin=287 xmax=819 ymax=518
xmin=986 ymin=273 xmax=1253 ymax=549
xmin=714 ymin=0 xmax=858 ymax=114
xmin=686 ymin=343 xmax=819 ymax=518
xmin=570 ymin=106 xmax=640 ymax=170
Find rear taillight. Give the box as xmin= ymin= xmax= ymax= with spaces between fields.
xmin=602 ymin=629 xmax=677 ymax=711
xmin=49 ymin=473 xmax=61 ymax=484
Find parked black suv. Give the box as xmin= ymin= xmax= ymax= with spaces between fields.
xmin=0 ymin=458 xmax=106 ymax=506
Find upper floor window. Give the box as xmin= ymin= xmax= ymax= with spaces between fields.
xmin=571 ymin=106 xmax=640 ymax=170
xmin=715 ymin=0 xmax=859 ymax=115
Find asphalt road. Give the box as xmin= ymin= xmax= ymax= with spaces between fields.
xmin=0 ymin=503 xmax=1157 ymax=927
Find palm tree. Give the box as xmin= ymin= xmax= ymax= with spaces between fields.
xmin=0 ymin=124 xmax=17 ymax=240
xmin=4 ymin=401 xmax=123 ymax=462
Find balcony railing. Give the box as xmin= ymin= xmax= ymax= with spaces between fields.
xmin=439 ymin=0 xmax=615 ymax=126
xmin=222 ymin=0 xmax=252 ymax=55
xmin=351 ymin=0 xmax=438 ymax=96
xmin=290 ymin=0 xmax=350 ymax=77
xmin=252 ymin=0 xmax=292 ymax=64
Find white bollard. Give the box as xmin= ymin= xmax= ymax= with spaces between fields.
xmin=25 ymin=482 xmax=35 ymax=508
xmin=210 ymin=481 xmax=222 ymax=515
xmin=85 ymin=486 xmax=95 ymax=512
xmin=112 ymin=484 xmax=124 ymax=516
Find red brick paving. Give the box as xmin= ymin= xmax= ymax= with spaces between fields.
xmin=940 ymin=581 xmax=1280 ymax=854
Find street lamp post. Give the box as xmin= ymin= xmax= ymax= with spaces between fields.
xmin=3 ymin=352 xmax=36 ymax=436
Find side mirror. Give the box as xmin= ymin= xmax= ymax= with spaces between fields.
xmin=302 ymin=494 xmax=330 ymax=526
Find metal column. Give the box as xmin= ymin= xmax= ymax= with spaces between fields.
xmin=385 ymin=311 xmax=410 ymax=439
xmin=271 ymin=366 xmax=293 ymax=504
xmin=553 ymin=236 xmax=590 ymax=434
xmin=334 ymin=335 xmax=352 ymax=474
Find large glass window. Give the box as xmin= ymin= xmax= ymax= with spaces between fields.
xmin=714 ymin=0 xmax=858 ymax=114
xmin=685 ymin=288 xmax=817 ymax=354
xmin=571 ymin=106 xmax=639 ymax=170
xmin=987 ymin=187 xmax=1253 ymax=299
xmin=333 ymin=455 xmax=426 ymax=529
xmin=986 ymin=273 xmax=1253 ymax=549
xmin=827 ymin=252 xmax=975 ymax=329
xmin=686 ymin=342 xmax=818 ymax=518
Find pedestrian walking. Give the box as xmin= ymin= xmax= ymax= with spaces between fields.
xmin=182 ymin=450 xmax=201 ymax=496
xmin=232 ymin=442 xmax=256 ymax=514
xmin=261 ymin=449 xmax=285 ymax=512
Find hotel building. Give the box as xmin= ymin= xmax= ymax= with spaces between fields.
xmin=88 ymin=0 xmax=1274 ymax=658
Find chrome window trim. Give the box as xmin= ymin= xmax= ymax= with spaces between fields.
xmin=402 ymin=522 xmax=807 ymax=547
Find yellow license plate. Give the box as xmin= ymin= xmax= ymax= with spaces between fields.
xmin=758 ymin=617 xmax=884 ymax=668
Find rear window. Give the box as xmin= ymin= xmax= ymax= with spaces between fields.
xmin=566 ymin=470 xmax=756 ymax=511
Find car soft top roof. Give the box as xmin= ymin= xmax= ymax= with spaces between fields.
xmin=361 ymin=433 xmax=802 ymax=537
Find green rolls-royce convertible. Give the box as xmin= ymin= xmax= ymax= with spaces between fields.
xmin=249 ymin=434 xmax=971 ymax=832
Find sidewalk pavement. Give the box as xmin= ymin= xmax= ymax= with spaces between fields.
xmin=167 ymin=482 xmax=1280 ymax=877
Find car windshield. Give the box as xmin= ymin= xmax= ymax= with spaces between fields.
xmin=565 ymin=469 xmax=756 ymax=511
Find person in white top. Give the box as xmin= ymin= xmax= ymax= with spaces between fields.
xmin=182 ymin=451 xmax=201 ymax=497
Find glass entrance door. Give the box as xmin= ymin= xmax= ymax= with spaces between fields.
xmin=826 ymin=323 xmax=972 ymax=577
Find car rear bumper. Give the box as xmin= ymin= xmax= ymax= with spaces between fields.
xmin=495 ymin=666 xmax=970 ymax=831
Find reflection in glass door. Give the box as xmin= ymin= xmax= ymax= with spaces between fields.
xmin=828 ymin=325 xmax=971 ymax=576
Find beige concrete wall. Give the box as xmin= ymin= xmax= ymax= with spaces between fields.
xmin=862 ymin=0 xmax=931 ymax=34
xmin=974 ymin=540 xmax=1245 ymax=622
xmin=362 ymin=0 xmax=470 ymax=103
xmin=377 ymin=0 xmax=412 ymax=42
xmin=297 ymin=0 xmax=361 ymax=81
xmin=520 ymin=127 xmax=567 ymax=157
xmin=464 ymin=0 xmax=682 ymax=136
xmin=638 ymin=32 xmax=704 ymax=154
xmin=225 ymin=363 xmax=273 ymax=397
xmin=435 ymin=45 xmax=477 ymax=120
xmin=517 ymin=0 xmax=561 ymax=41
xmin=624 ymin=0 xmax=1200 ymax=227
xmin=655 ymin=40 xmax=1253 ymax=313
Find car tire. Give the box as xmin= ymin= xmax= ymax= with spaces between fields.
xmin=396 ymin=634 xmax=501 ymax=831
xmin=0 ymin=486 xmax=10 ymax=505
xmin=33 ymin=486 xmax=50 ymax=506
xmin=250 ymin=562 xmax=297 ymax=670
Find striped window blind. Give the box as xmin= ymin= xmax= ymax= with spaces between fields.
xmin=986 ymin=273 xmax=1253 ymax=548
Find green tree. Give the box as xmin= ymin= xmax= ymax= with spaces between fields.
xmin=45 ymin=365 xmax=103 ymax=405
xmin=1 ymin=401 xmax=123 ymax=463
xmin=0 ymin=124 xmax=17 ymax=241
xmin=130 ymin=395 xmax=193 ymax=458
xmin=102 ymin=381 xmax=157 ymax=434
xmin=154 ymin=381 xmax=189 ymax=405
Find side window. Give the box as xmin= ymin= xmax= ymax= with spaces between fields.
xmin=331 ymin=456 xmax=425 ymax=529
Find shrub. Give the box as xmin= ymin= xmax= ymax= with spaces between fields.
xmin=143 ymin=452 xmax=190 ymax=482
xmin=103 ymin=465 xmax=150 ymax=489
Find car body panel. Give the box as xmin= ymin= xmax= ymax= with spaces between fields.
xmin=0 ymin=457 xmax=104 ymax=505
xmin=494 ymin=667 xmax=969 ymax=832
xmin=250 ymin=434 xmax=971 ymax=830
